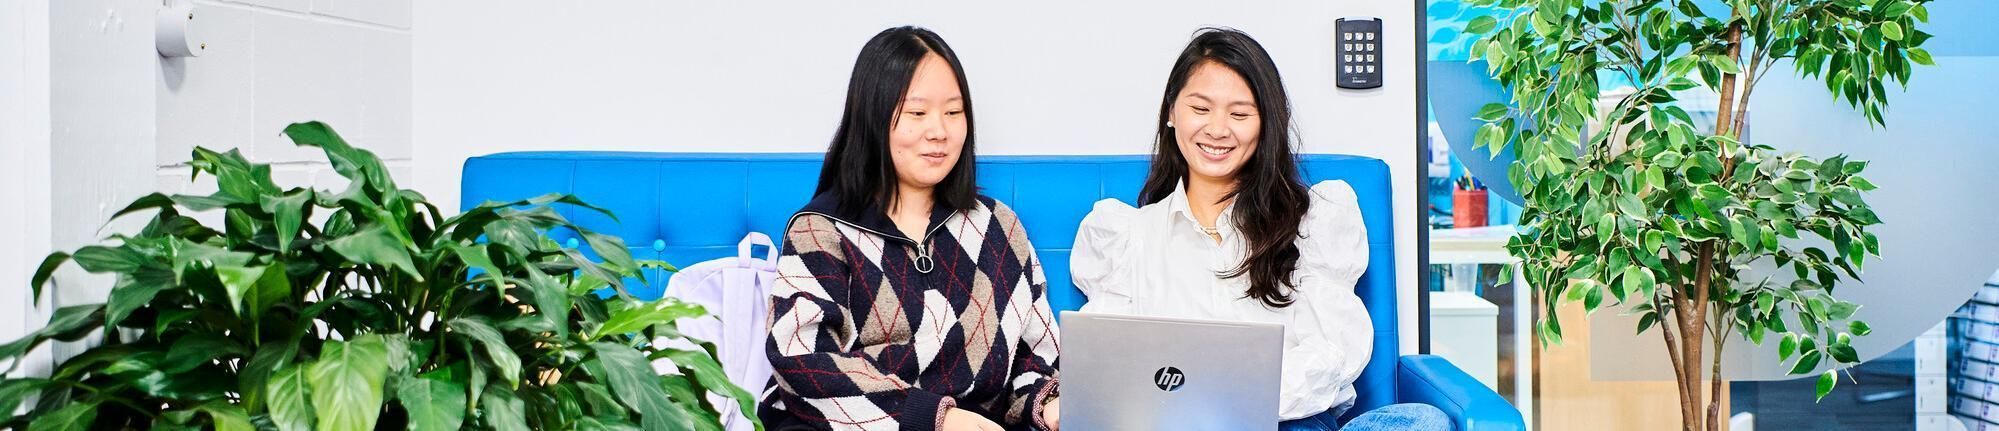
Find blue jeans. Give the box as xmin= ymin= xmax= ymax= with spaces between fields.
xmin=1279 ymin=403 xmax=1452 ymax=431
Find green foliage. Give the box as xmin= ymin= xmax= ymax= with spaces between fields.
xmin=1466 ymin=0 xmax=1925 ymax=404
xmin=0 ymin=122 xmax=758 ymax=430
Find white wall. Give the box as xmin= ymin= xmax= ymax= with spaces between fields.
xmin=415 ymin=0 xmax=1423 ymax=350
xmin=19 ymin=0 xmax=411 ymax=371
xmin=2 ymin=0 xmax=55 ymax=377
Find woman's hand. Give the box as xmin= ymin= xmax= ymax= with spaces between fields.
xmin=1042 ymin=397 xmax=1061 ymax=431
xmin=941 ymin=408 xmax=1004 ymax=431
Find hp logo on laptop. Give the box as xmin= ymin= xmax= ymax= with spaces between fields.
xmin=1153 ymin=366 xmax=1186 ymax=392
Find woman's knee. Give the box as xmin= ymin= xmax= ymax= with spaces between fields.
xmin=1380 ymin=403 xmax=1451 ymax=429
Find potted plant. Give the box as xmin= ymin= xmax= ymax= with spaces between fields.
xmin=1464 ymin=0 xmax=1931 ymax=429
xmin=0 ymin=122 xmax=758 ymax=430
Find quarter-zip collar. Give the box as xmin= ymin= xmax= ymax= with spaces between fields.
xmin=792 ymin=192 xmax=958 ymax=273
xmin=794 ymin=192 xmax=955 ymax=244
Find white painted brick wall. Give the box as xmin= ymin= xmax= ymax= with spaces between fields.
xmin=157 ymin=0 xmax=411 ymax=201
xmin=26 ymin=0 xmax=409 ymax=374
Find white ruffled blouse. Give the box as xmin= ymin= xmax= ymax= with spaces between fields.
xmin=1072 ymin=180 xmax=1373 ymax=420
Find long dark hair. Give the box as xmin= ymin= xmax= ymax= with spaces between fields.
xmin=815 ymin=26 xmax=979 ymax=215
xmin=1139 ymin=28 xmax=1310 ymax=308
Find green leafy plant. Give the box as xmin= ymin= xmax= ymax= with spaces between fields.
xmin=1465 ymin=0 xmax=1927 ymax=429
xmin=0 ymin=122 xmax=759 ymax=430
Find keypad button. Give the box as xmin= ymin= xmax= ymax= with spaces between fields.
xmin=1367 ymin=54 xmax=1375 ymax=62
xmin=1344 ymin=65 xmax=1354 ymax=74
xmin=1366 ymin=65 xmax=1376 ymax=73
xmin=1367 ymin=32 xmax=1376 ymax=41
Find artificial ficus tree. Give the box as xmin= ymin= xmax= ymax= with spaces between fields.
xmin=1464 ymin=0 xmax=1931 ymax=429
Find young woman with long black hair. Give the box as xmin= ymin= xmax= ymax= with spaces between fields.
xmin=1071 ymin=28 xmax=1446 ymax=431
xmin=762 ymin=27 xmax=1062 ymax=431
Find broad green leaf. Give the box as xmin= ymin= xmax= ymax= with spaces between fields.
xmin=590 ymin=342 xmax=693 ymax=430
xmin=595 ymin=299 xmax=707 ymax=341
xmin=480 ymin=387 xmax=530 ymax=431
xmin=521 ymin=266 xmax=573 ymax=339
xmin=1850 ymin=320 xmax=1873 ymax=336
xmin=326 ymin=225 xmax=422 ymax=280
xmin=566 ymin=249 xmax=633 ymax=295
xmin=1636 ymin=312 xmax=1659 ymax=334
xmin=308 ymin=335 xmax=390 ymax=431
xmin=28 ymin=401 xmax=97 ymax=431
xmin=110 ymin=192 xmax=177 ymax=220
xmin=576 ymin=417 xmax=644 ymax=431
xmin=383 ymin=334 xmax=413 ymax=374
xmin=451 ymin=244 xmax=508 ymax=289
xmin=1789 ymin=350 xmax=1823 ymax=375
xmin=1622 ymin=266 xmax=1656 ymax=300
xmin=1465 ymin=15 xmax=1499 ymax=35
xmin=72 ymin=245 xmax=145 ymax=273
xmin=396 ymin=371 xmax=468 ymax=431
xmin=1907 ymin=48 xmax=1934 ymax=66
xmin=241 ymin=338 xmax=299 ymax=413
xmin=1882 ymin=21 xmax=1904 ymax=41
xmin=1815 ymin=369 xmax=1838 ymax=402
xmin=1780 ymin=334 xmax=1799 ymax=362
xmin=216 ymin=261 xmax=290 ymax=320
xmin=657 ymin=375 xmax=722 ymax=431
xmin=284 ymin=122 xmax=395 ymax=195
xmin=191 ymin=147 xmax=281 ymax=202
xmin=198 ymin=403 xmax=255 ymax=431
xmin=30 ymin=252 xmax=70 ymax=303
xmin=104 ymin=266 xmax=175 ymax=328
xmin=0 ymin=379 xmax=50 ymax=415
xmin=1474 ymin=103 xmax=1509 ymax=122
xmin=1615 ymin=194 xmax=1646 ymax=220
xmin=659 ymin=349 xmax=763 ymax=431
xmin=0 ymin=305 xmax=105 ymax=364
xmin=160 ymin=333 xmax=248 ymax=373
xmin=449 ymin=317 xmax=522 ymax=388
xmin=580 ymin=230 xmax=638 ymax=272
xmin=263 ymin=189 xmax=313 ymax=252
xmin=1706 ymin=54 xmax=1740 ymax=74
xmin=576 ymin=382 xmax=626 ymax=417
xmin=1475 ymin=123 xmax=1505 ymax=151
xmin=1850 ymin=176 xmax=1879 ymax=191
xmin=1830 ymin=344 xmax=1860 ymax=363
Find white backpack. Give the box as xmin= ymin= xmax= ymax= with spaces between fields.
xmin=655 ymin=232 xmax=778 ymax=431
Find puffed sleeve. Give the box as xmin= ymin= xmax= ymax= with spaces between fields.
xmin=1071 ymin=199 xmax=1140 ymax=314
xmin=1275 ymin=180 xmax=1374 ymax=420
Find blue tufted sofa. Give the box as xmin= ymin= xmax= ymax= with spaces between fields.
xmin=461 ymin=152 xmax=1525 ymax=430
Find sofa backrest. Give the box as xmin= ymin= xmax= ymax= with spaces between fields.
xmin=461 ymin=151 xmax=1401 ymax=412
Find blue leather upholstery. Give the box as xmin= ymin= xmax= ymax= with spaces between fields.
xmin=461 ymin=151 xmax=1523 ymax=430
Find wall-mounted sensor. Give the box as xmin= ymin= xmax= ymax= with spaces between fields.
xmin=156 ymin=0 xmax=202 ymax=57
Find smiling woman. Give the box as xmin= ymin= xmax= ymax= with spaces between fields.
xmin=1073 ymin=27 xmax=1450 ymax=431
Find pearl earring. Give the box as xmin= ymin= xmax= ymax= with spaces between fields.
xmin=1166 ymin=121 xmax=1175 ymax=128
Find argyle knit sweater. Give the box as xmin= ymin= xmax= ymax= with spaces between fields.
xmin=760 ymin=194 xmax=1062 ymax=431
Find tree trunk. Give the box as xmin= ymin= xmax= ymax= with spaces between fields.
xmin=1678 ymin=10 xmax=1747 ymax=431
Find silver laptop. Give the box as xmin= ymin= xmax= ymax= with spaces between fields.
xmin=1061 ymin=311 xmax=1285 ymax=431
